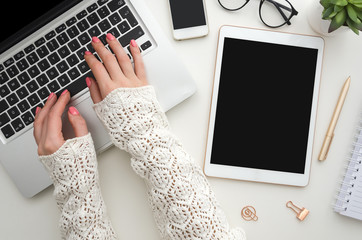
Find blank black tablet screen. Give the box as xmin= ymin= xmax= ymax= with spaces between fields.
xmin=210 ymin=37 xmax=318 ymax=174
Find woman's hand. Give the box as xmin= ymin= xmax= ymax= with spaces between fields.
xmin=33 ymin=90 xmax=89 ymax=156
xmin=84 ymin=34 xmax=148 ymax=104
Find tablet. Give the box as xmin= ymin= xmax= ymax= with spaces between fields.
xmin=204 ymin=26 xmax=324 ymax=187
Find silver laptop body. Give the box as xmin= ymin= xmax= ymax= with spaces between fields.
xmin=0 ymin=0 xmax=196 ymax=197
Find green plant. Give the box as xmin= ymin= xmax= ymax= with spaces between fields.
xmin=320 ymin=0 xmax=362 ymax=34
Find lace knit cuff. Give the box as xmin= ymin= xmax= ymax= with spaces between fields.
xmin=39 ymin=133 xmax=117 ymax=239
xmin=93 ymin=86 xmax=169 ymax=151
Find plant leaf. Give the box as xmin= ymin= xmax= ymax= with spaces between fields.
xmin=320 ymin=0 xmax=332 ymax=8
xmin=323 ymin=6 xmax=335 ymax=18
xmin=349 ymin=0 xmax=362 ymax=4
xmin=352 ymin=3 xmax=362 ymax=7
xmin=353 ymin=5 xmax=362 ymax=19
xmin=330 ymin=0 xmax=348 ymax=6
xmin=347 ymin=3 xmax=362 ymax=22
xmin=335 ymin=4 xmax=344 ymax=12
xmin=346 ymin=18 xmax=360 ymax=34
xmin=329 ymin=8 xmax=347 ymax=32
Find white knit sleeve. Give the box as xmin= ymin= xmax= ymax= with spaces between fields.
xmin=93 ymin=86 xmax=246 ymax=240
xmin=39 ymin=133 xmax=117 ymax=240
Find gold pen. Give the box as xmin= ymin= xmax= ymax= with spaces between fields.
xmin=319 ymin=76 xmax=351 ymax=161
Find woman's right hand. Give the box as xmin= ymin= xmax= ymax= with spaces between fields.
xmin=84 ymin=34 xmax=148 ymax=104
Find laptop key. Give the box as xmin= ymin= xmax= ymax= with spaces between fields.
xmin=88 ymin=26 xmax=101 ymax=37
xmin=27 ymin=52 xmax=39 ymax=65
xmin=28 ymin=65 xmax=40 ymax=78
xmin=0 ymin=113 xmax=10 ymax=127
xmin=48 ymin=81 xmax=60 ymax=92
xmin=1 ymin=124 xmax=15 ymax=139
xmin=0 ymin=71 xmax=9 ymax=84
xmin=58 ymin=74 xmax=70 ymax=87
xmin=119 ymin=6 xmax=138 ymax=27
xmin=58 ymin=72 xmax=93 ymax=97
xmin=38 ymin=59 xmax=51 ymax=71
xmin=11 ymin=118 xmax=25 ymax=132
xmin=119 ymin=26 xmax=144 ymax=47
xmin=87 ymin=12 xmax=100 ymax=25
xmin=16 ymin=87 xmax=29 ymax=99
xmin=8 ymin=106 xmax=20 ymax=119
xmin=0 ymin=100 xmax=9 ymax=113
xmin=21 ymin=111 xmax=34 ymax=126
xmin=6 ymin=93 xmax=19 ymax=106
xmin=16 ymin=59 xmax=29 ymax=71
xmin=78 ymin=32 xmax=91 ymax=45
xmin=37 ymin=86 xmax=50 ymax=100
xmin=8 ymin=79 xmax=20 ymax=91
xmin=17 ymin=100 xmax=30 ymax=112
xmin=6 ymin=65 xmax=19 ymax=78
xmin=48 ymin=52 xmax=61 ymax=65
xmin=27 ymin=93 xmax=40 ymax=106
xmin=18 ymin=72 xmax=30 ymax=84
xmin=0 ymin=85 xmax=10 ymax=97
xmin=97 ymin=6 xmax=110 ymax=18
xmin=108 ymin=0 xmax=125 ymax=12
xmin=87 ymin=3 xmax=98 ymax=13
xmin=26 ymin=80 xmax=39 ymax=93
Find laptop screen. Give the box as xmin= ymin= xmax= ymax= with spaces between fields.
xmin=0 ymin=0 xmax=82 ymax=54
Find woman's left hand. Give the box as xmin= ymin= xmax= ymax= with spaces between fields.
xmin=33 ymin=90 xmax=89 ymax=156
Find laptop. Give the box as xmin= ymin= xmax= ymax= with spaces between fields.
xmin=0 ymin=0 xmax=196 ymax=198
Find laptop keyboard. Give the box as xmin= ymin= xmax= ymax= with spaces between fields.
xmin=0 ymin=0 xmax=155 ymax=140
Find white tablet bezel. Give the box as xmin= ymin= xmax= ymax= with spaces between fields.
xmin=204 ymin=26 xmax=324 ymax=187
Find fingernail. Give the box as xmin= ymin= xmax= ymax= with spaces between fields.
xmin=106 ymin=33 xmax=115 ymax=40
xmin=35 ymin=107 xmax=41 ymax=115
xmin=68 ymin=106 xmax=79 ymax=115
xmin=92 ymin=36 xmax=100 ymax=43
xmin=47 ymin=92 xmax=55 ymax=100
xmin=61 ymin=89 xmax=68 ymax=96
xmin=130 ymin=39 xmax=137 ymax=47
xmin=86 ymin=77 xmax=91 ymax=88
xmin=85 ymin=51 xmax=92 ymax=55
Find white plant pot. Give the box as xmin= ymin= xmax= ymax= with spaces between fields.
xmin=307 ymin=0 xmax=349 ymax=36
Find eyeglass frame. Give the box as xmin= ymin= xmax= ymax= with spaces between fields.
xmin=217 ymin=0 xmax=298 ymax=28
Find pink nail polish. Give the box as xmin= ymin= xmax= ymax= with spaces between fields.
xmin=130 ymin=39 xmax=137 ymax=47
xmin=69 ymin=106 xmax=79 ymax=115
xmin=92 ymin=36 xmax=100 ymax=43
xmin=106 ymin=33 xmax=115 ymax=40
xmin=47 ymin=92 xmax=55 ymax=100
xmin=35 ymin=107 xmax=41 ymax=115
xmin=86 ymin=77 xmax=91 ymax=88
xmin=61 ymin=89 xmax=68 ymax=96
xmin=84 ymin=51 xmax=92 ymax=55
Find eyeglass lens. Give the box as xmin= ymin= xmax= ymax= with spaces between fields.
xmin=218 ymin=0 xmax=296 ymax=28
xmin=259 ymin=0 xmax=295 ymax=27
xmin=218 ymin=0 xmax=250 ymax=11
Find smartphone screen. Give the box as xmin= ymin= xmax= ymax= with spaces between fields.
xmin=169 ymin=0 xmax=207 ymax=30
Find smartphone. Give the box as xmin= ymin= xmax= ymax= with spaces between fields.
xmin=168 ymin=0 xmax=209 ymax=40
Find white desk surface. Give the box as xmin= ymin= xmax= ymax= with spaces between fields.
xmin=1 ymin=0 xmax=362 ymax=239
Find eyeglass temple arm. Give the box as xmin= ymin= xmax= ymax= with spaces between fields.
xmin=264 ymin=0 xmax=298 ymax=25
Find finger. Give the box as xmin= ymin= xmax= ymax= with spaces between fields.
xmin=130 ymin=39 xmax=147 ymax=84
xmin=86 ymin=77 xmax=102 ymax=104
xmin=45 ymin=89 xmax=70 ymax=138
xmin=106 ymin=33 xmax=135 ymax=78
xmin=33 ymin=92 xmax=57 ymax=145
xmin=68 ymin=106 xmax=89 ymax=137
xmin=84 ymin=51 xmax=112 ymax=88
xmin=91 ymin=36 xmax=124 ymax=80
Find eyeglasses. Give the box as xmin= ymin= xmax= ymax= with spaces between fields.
xmin=218 ymin=0 xmax=298 ymax=28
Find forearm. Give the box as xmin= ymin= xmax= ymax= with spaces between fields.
xmin=39 ymin=133 xmax=117 ymax=240
xmin=94 ymin=86 xmax=245 ymax=239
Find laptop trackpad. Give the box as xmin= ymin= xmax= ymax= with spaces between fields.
xmin=61 ymin=96 xmax=111 ymax=152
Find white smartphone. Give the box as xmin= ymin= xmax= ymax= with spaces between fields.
xmin=168 ymin=0 xmax=209 ymax=40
